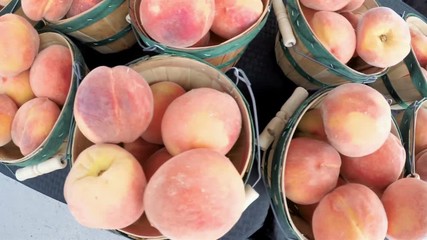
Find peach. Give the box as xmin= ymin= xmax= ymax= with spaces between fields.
xmin=313 ymin=183 xmax=388 ymax=240
xmin=300 ymin=0 xmax=351 ymax=11
xmin=66 ymin=0 xmax=101 ymax=18
xmin=144 ymin=148 xmax=245 ymax=240
xmin=64 ymin=143 xmax=146 ymax=229
xmin=0 ymin=70 xmax=35 ymax=107
xmin=0 ymin=94 xmax=18 ymax=147
xmin=0 ymin=14 xmax=39 ymax=77
xmin=309 ymin=11 xmax=356 ymax=64
xmin=415 ymin=106 xmax=427 ymax=155
xmin=356 ymin=7 xmax=411 ymax=68
xmin=340 ymin=133 xmax=406 ymax=192
xmin=339 ymin=0 xmax=364 ymax=12
xmin=320 ymin=83 xmax=392 ymax=157
xmin=123 ymin=137 xmax=163 ymax=165
xmin=30 ymin=44 xmax=72 ymax=106
xmin=301 ymin=4 xmax=317 ymax=24
xmin=409 ymin=25 xmax=427 ymax=68
xmin=210 ymin=0 xmax=263 ymax=40
xmin=416 ymin=149 xmax=427 ymax=181
xmin=139 ymin=0 xmax=215 ymax=48
xmin=190 ymin=31 xmax=211 ymax=47
xmin=142 ymin=147 xmax=173 ymax=181
xmin=161 ymin=87 xmax=241 ymax=156
xmin=11 ymin=97 xmax=60 ymax=156
xmin=381 ymin=177 xmax=427 ymax=240
xmin=21 ymin=0 xmax=73 ymax=21
xmin=284 ymin=137 xmax=341 ymax=205
xmin=295 ymin=108 xmax=327 ymax=141
xmin=340 ymin=11 xmax=361 ymax=30
xmin=74 ymin=66 xmax=153 ymax=144
xmin=141 ymin=81 xmax=186 ymax=145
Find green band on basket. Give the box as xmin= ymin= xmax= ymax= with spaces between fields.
xmin=381 ymin=74 xmax=408 ymax=109
xmin=135 ymin=9 xmax=269 ymax=59
xmin=0 ymin=0 xmax=19 ymax=16
xmin=281 ymin=38 xmax=329 ymax=88
xmin=286 ymin=0 xmax=386 ymax=82
xmin=215 ymin=47 xmax=247 ymax=70
xmin=405 ymin=51 xmax=427 ymax=97
xmin=85 ymin=24 xmax=132 ymax=47
xmin=49 ymin=0 xmax=125 ymax=33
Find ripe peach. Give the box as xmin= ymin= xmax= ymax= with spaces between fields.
xmin=356 ymin=7 xmax=411 ymax=68
xmin=301 ymin=4 xmax=317 ymax=23
xmin=339 ymin=0 xmax=364 ymax=12
xmin=139 ymin=0 xmax=215 ymax=48
xmin=340 ymin=11 xmax=361 ymax=30
xmin=66 ymin=0 xmax=101 ymax=18
xmin=340 ymin=133 xmax=406 ymax=192
xmin=409 ymin=25 xmax=427 ymax=68
xmin=211 ymin=0 xmax=263 ymax=40
xmin=415 ymin=106 xmax=427 ymax=155
xmin=0 ymin=70 xmax=35 ymax=107
xmin=300 ymin=0 xmax=351 ymax=11
xmin=381 ymin=177 xmax=427 ymax=240
xmin=0 ymin=94 xmax=18 ymax=147
xmin=30 ymin=44 xmax=72 ymax=106
xmin=161 ymin=87 xmax=242 ymax=156
xmin=295 ymin=108 xmax=327 ymax=141
xmin=142 ymin=147 xmax=173 ymax=181
xmin=123 ymin=137 xmax=163 ymax=165
xmin=11 ymin=97 xmax=60 ymax=156
xmin=320 ymin=83 xmax=392 ymax=157
xmin=141 ymin=81 xmax=186 ymax=145
xmin=74 ymin=66 xmax=153 ymax=144
xmin=64 ymin=143 xmax=146 ymax=229
xmin=144 ymin=148 xmax=245 ymax=240
xmin=416 ymin=149 xmax=427 ymax=181
xmin=21 ymin=0 xmax=73 ymax=21
xmin=309 ymin=11 xmax=356 ymax=64
xmin=0 ymin=14 xmax=39 ymax=77
xmin=190 ymin=31 xmax=211 ymax=47
xmin=312 ymin=183 xmax=388 ymax=240
xmin=284 ymin=137 xmax=341 ymax=205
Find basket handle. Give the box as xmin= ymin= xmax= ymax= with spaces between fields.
xmin=259 ymin=87 xmax=309 ymax=151
xmin=15 ymin=154 xmax=68 ymax=181
xmin=272 ymin=0 xmax=296 ymax=47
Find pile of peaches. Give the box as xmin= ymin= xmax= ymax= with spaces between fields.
xmin=64 ymin=64 xmax=249 ymax=240
xmin=412 ymin=106 xmax=427 ymax=182
xmin=0 ymin=14 xmax=72 ymax=157
xmin=137 ymin=0 xmax=264 ymax=48
xmin=300 ymin=0 xmax=416 ymax=69
xmin=285 ymin=83 xmax=427 ymax=240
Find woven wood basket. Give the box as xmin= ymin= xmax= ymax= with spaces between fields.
xmin=273 ymin=0 xmax=388 ymax=90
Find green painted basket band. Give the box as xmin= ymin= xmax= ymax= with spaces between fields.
xmin=85 ymin=24 xmax=132 ymax=47
xmin=381 ymin=74 xmax=409 ymax=109
xmin=0 ymin=0 xmax=19 ymax=16
xmin=48 ymin=0 xmax=124 ymax=33
xmin=285 ymin=0 xmax=386 ymax=82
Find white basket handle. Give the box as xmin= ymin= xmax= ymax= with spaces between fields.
xmin=15 ymin=154 xmax=68 ymax=181
xmin=259 ymin=87 xmax=309 ymax=151
xmin=272 ymin=0 xmax=296 ymax=47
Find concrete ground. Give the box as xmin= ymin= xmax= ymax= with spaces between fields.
xmin=0 ymin=173 xmax=125 ymax=240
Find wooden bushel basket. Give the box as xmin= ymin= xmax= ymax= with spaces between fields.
xmin=368 ymin=13 xmax=427 ymax=110
xmin=128 ymin=0 xmax=272 ymax=72
xmin=273 ymin=0 xmax=388 ymax=90
xmin=260 ymin=87 xmax=404 ymax=239
xmin=0 ymin=31 xmax=87 ymax=168
xmin=69 ymin=55 xmax=257 ymax=239
xmin=46 ymin=0 xmax=136 ymax=54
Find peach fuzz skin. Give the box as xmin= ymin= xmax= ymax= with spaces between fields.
xmin=0 ymin=94 xmax=18 ymax=147
xmin=161 ymin=87 xmax=242 ymax=156
xmin=0 ymin=14 xmax=39 ymax=78
xmin=144 ymin=148 xmax=245 ymax=240
xmin=320 ymin=83 xmax=391 ymax=158
xmin=73 ymin=66 xmax=153 ymax=144
xmin=11 ymin=97 xmax=60 ymax=156
xmin=64 ymin=143 xmax=147 ymax=229
xmin=139 ymin=0 xmax=215 ymax=48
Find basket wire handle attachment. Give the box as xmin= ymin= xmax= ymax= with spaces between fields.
xmin=273 ymin=0 xmax=296 ymax=47
xmin=230 ymin=67 xmax=262 ymax=210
